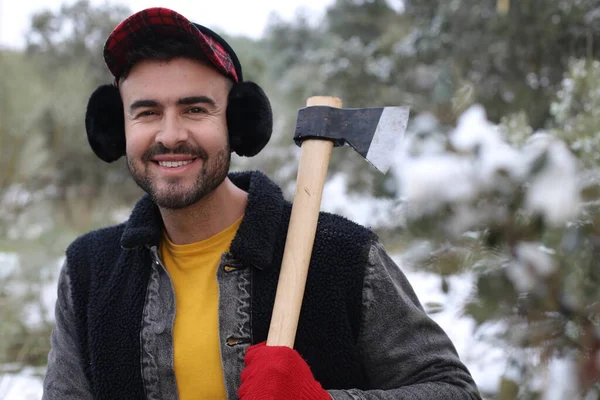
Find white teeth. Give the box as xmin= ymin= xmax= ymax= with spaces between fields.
xmin=158 ymin=160 xmax=194 ymax=168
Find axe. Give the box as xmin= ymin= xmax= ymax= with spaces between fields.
xmin=266 ymin=96 xmax=410 ymax=347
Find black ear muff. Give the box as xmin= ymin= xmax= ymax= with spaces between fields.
xmin=84 ymin=81 xmax=272 ymax=162
xmin=85 ymin=84 xmax=125 ymax=163
xmin=227 ymin=81 xmax=273 ymax=157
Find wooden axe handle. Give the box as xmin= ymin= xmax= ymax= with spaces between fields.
xmin=266 ymin=96 xmax=343 ymax=347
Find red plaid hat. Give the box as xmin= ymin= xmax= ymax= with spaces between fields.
xmin=104 ymin=7 xmax=240 ymax=83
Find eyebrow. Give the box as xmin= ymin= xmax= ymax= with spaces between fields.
xmin=129 ymin=99 xmax=158 ymax=114
xmin=128 ymin=96 xmax=217 ymax=114
xmin=177 ymin=96 xmax=216 ymax=107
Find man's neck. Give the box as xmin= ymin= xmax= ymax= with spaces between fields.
xmin=159 ymin=178 xmax=248 ymax=245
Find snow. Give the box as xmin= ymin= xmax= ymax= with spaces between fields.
xmin=23 ymin=263 xmax=61 ymax=328
xmin=2 ymin=256 xmax=62 ymax=328
xmin=0 ymin=256 xmax=61 ymax=400
xmin=542 ymin=358 xmax=580 ymax=400
xmin=389 ymin=105 xmax=581 ymax=233
xmin=397 ymin=154 xmax=477 ymax=213
xmin=505 ymin=242 xmax=558 ymax=293
xmin=0 ymin=368 xmax=45 ymax=400
xmin=451 ymin=105 xmax=502 ymax=152
xmin=450 ymin=106 xmax=527 ymax=190
xmin=321 ymin=173 xmax=400 ymax=228
xmin=0 ymin=252 xmax=19 ymax=280
xmin=524 ymin=138 xmax=581 ymax=226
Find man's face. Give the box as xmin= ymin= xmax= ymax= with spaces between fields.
xmin=120 ymin=57 xmax=231 ymax=210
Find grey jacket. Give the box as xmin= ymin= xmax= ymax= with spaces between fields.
xmin=43 ymin=171 xmax=481 ymax=399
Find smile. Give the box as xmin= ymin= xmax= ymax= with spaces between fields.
xmin=157 ymin=160 xmax=195 ymax=168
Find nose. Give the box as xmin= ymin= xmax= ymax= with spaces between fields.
xmin=154 ymin=111 xmax=189 ymax=149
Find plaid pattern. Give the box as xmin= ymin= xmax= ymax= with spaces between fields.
xmin=104 ymin=8 xmax=239 ymax=82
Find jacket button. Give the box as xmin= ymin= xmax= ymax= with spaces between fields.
xmin=154 ymin=322 xmax=165 ymax=334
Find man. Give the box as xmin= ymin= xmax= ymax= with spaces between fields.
xmin=43 ymin=7 xmax=481 ymax=400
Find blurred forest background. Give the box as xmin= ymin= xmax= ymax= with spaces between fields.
xmin=2 ymin=0 xmax=600 ymax=398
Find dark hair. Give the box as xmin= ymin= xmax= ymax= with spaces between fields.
xmin=119 ymin=37 xmax=223 ymax=82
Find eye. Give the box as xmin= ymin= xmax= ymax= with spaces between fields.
xmin=187 ymin=107 xmax=206 ymax=114
xmin=136 ymin=110 xmax=157 ymax=118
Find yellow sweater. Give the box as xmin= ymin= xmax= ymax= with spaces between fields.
xmin=160 ymin=217 xmax=242 ymax=400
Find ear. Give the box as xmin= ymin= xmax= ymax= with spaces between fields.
xmin=226 ymin=81 xmax=272 ymax=157
xmin=85 ymin=84 xmax=126 ymax=163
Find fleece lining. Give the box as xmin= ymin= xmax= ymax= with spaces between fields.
xmin=66 ymin=170 xmax=377 ymax=398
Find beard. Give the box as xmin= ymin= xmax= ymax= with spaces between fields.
xmin=127 ymin=142 xmax=231 ymax=210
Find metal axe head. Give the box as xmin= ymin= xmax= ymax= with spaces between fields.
xmin=293 ymin=104 xmax=410 ymax=174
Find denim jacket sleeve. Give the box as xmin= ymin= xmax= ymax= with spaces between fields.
xmin=328 ymin=242 xmax=481 ymax=400
xmin=42 ymin=261 xmax=94 ymax=399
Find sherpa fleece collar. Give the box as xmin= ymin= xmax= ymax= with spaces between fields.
xmin=119 ymin=170 xmax=285 ymax=270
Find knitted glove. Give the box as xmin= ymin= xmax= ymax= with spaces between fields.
xmin=238 ymin=342 xmax=331 ymax=400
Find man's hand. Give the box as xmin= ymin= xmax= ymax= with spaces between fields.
xmin=238 ymin=342 xmax=331 ymax=400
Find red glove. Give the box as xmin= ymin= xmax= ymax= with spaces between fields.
xmin=238 ymin=342 xmax=330 ymax=400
